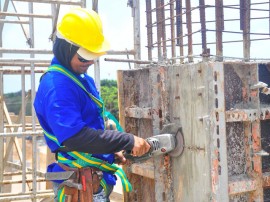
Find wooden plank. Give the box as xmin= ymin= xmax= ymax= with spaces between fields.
xmin=125 ymin=107 xmax=152 ymax=119
xmin=130 ymin=162 xmax=154 ymax=179
xmin=118 ymin=68 xmax=155 ymax=202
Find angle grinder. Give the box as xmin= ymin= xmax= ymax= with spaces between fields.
xmin=119 ymin=123 xmax=184 ymax=163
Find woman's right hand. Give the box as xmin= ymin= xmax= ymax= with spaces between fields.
xmin=132 ymin=136 xmax=151 ymax=157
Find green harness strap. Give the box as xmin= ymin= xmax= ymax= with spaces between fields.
xmin=43 ymin=65 xmax=132 ymax=201
xmin=44 ymin=129 xmax=132 ymax=202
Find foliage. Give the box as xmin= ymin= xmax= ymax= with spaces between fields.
xmin=100 ymin=80 xmax=119 ymax=119
xmin=101 ymin=79 xmax=117 ymax=87
xmin=5 ymin=91 xmax=32 ymax=116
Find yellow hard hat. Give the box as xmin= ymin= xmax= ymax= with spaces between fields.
xmin=57 ymin=8 xmax=110 ymax=54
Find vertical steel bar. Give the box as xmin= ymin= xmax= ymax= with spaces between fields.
xmin=21 ymin=66 xmax=26 ymax=193
xmin=240 ymin=0 xmax=245 ymax=30
xmin=0 ymin=82 xmax=3 ymax=194
xmin=92 ymin=1 xmax=101 ymax=91
xmin=170 ymin=0 xmax=176 ymax=63
xmin=176 ymin=0 xmax=184 ymax=63
xmin=29 ymin=2 xmax=37 ymax=201
xmin=92 ymin=0 xmax=98 ymax=11
xmin=0 ymin=1 xmax=4 ymax=193
xmin=243 ymin=0 xmax=250 ymax=61
xmin=215 ymin=0 xmax=224 ymax=61
xmin=92 ymin=0 xmax=98 ymax=12
xmin=160 ymin=0 xmax=167 ymax=59
xmin=81 ymin=0 xmax=86 ymax=8
xmin=133 ymin=0 xmax=141 ymax=68
xmin=50 ymin=3 xmax=60 ymax=41
xmin=46 ymin=3 xmax=57 ymax=191
xmin=156 ymin=0 xmax=162 ymax=60
xmin=185 ymin=0 xmax=193 ymax=62
xmin=199 ymin=0 xmax=208 ymax=61
xmin=146 ymin=0 xmax=153 ymax=60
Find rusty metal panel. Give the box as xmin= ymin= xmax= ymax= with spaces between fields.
xmin=259 ymin=63 xmax=270 ymax=201
xmin=223 ymin=62 xmax=264 ymax=201
xmin=118 ymin=62 xmax=270 ymax=201
xmin=150 ymin=66 xmax=173 ymax=202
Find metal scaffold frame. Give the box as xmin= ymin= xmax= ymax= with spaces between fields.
xmin=0 ymin=0 xmax=140 ymax=201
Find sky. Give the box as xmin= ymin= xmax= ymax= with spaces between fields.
xmin=2 ymin=0 xmax=270 ymax=93
xmin=2 ymin=0 xmax=139 ymax=93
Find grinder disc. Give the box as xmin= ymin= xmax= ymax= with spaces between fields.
xmin=160 ymin=123 xmax=184 ymax=157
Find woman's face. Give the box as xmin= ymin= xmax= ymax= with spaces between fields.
xmin=70 ymin=53 xmax=94 ymax=74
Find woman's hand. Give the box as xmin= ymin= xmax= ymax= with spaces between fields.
xmin=132 ymin=136 xmax=151 ymax=157
xmin=114 ymin=150 xmax=127 ymax=165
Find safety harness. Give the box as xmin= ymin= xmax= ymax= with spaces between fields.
xmin=43 ymin=64 xmax=132 ymax=202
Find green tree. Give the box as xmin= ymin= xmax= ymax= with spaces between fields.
xmin=100 ymin=79 xmax=119 ymax=119
xmin=5 ymin=91 xmax=32 ymax=116
xmin=101 ymin=79 xmax=117 ymax=87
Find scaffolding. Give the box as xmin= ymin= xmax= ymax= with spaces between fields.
xmin=0 ymin=0 xmax=139 ymax=201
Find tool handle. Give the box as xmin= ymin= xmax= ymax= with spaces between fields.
xmin=115 ymin=150 xmax=152 ymax=164
xmin=114 ymin=138 xmax=155 ymax=164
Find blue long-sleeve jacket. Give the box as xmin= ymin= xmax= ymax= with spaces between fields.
xmin=34 ymin=57 xmax=134 ymax=185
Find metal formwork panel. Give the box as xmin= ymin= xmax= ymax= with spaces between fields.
xmin=169 ymin=62 xmax=212 ymax=202
xmin=118 ymin=61 xmax=268 ymax=202
xmin=258 ymin=63 xmax=270 ymax=202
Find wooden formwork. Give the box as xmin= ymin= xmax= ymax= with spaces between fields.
xmin=118 ymin=62 xmax=270 ymax=202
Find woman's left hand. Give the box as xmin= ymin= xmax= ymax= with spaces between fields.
xmin=114 ymin=151 xmax=127 ymax=165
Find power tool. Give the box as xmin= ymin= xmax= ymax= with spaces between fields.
xmin=120 ymin=123 xmax=184 ymax=163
